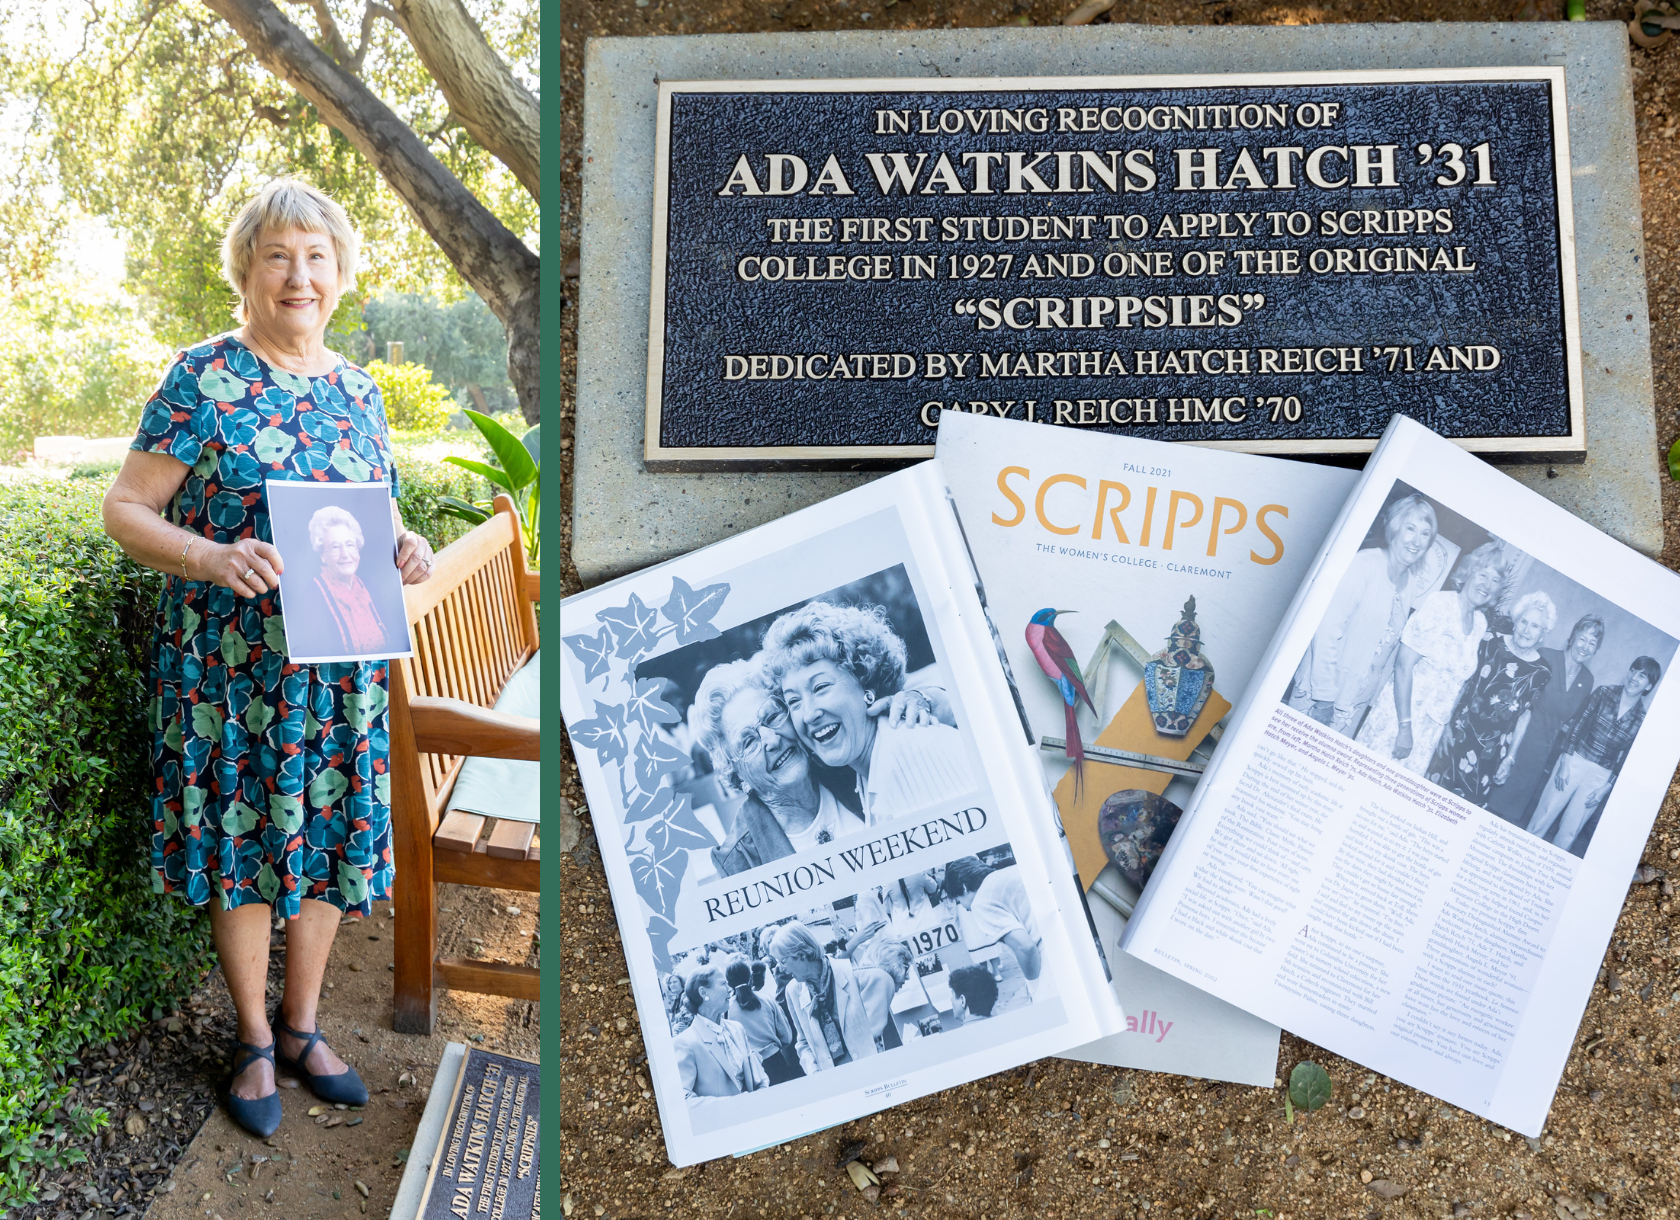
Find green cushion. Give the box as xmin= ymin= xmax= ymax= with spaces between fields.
xmin=444 ymin=649 xmax=540 ymax=824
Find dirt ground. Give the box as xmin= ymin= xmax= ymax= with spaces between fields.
xmin=558 ymin=1 xmax=1680 ymax=1217
xmin=40 ymin=882 xmax=545 ymax=1220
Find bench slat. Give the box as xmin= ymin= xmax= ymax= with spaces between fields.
xmin=487 ymin=820 xmax=536 ymax=860
xmin=436 ymin=958 xmax=539 ymax=1002
xmin=434 ymin=811 xmax=485 ymax=854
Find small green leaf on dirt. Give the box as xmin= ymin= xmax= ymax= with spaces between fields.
xmin=1286 ymin=1062 xmax=1332 ymax=1122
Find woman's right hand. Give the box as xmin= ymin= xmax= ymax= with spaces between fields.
xmin=190 ymin=538 xmax=284 ymax=598
xmin=1392 ymin=724 xmax=1413 ymax=759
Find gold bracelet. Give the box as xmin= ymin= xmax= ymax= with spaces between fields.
xmin=180 ymin=537 xmax=194 ymax=580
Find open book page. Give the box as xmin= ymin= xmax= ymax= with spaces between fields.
xmin=1121 ymin=415 xmax=1680 ymax=1134
xmin=561 ymin=464 xmax=1110 ymax=1164
xmin=937 ymin=410 xmax=1359 ymax=1084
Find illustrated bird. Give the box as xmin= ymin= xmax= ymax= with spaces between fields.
xmin=1026 ymin=608 xmax=1097 ymax=793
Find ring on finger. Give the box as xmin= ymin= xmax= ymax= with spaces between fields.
xmin=243 ymin=567 xmax=256 ymax=580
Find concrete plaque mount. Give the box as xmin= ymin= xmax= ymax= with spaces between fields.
xmin=577 ymin=24 xmax=1659 ymax=582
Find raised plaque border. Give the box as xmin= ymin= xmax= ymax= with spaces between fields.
xmin=643 ymin=67 xmax=1584 ymax=470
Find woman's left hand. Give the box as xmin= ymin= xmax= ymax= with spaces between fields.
xmin=396 ymin=529 xmax=436 ymax=585
xmin=870 ymin=688 xmax=937 ymax=728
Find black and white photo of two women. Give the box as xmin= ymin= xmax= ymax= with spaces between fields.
xmin=1286 ymin=478 xmax=1678 ymax=858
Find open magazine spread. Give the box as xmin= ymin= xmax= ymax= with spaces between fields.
xmin=938 ymin=411 xmax=1357 ymax=1084
xmin=1121 ymin=415 xmax=1680 ymax=1135
xmin=561 ymin=464 xmax=1119 ymax=1164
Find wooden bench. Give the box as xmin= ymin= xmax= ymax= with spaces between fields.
xmin=389 ymin=493 xmax=540 ymax=1034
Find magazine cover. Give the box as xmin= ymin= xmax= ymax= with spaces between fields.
xmin=267 ymin=479 xmax=414 ymax=663
xmin=561 ymin=465 xmax=1117 ymax=1164
xmin=1122 ymin=415 xmax=1680 ymax=1134
xmin=938 ymin=410 xmax=1359 ymax=1083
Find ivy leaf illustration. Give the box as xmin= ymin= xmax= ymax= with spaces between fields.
xmin=660 ymin=577 xmax=730 ymax=646
xmin=645 ymin=792 xmax=716 ymax=855
xmin=632 ymin=731 xmax=690 ymax=792
xmin=624 ymin=779 xmax=676 ymax=824
xmin=598 ymin=593 xmax=663 ymax=660
xmin=625 ymin=677 xmax=681 ymax=733
xmin=563 ymin=627 xmax=615 ymax=685
xmin=646 ymin=913 xmax=680 ymax=976
xmin=570 ymin=701 xmax=631 ymax=767
xmin=629 ymin=846 xmax=689 ymax=920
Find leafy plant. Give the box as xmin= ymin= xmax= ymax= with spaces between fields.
xmin=1667 ymin=436 xmax=1680 ymax=482
xmin=365 ymin=359 xmax=454 ymax=433
xmin=1284 ymin=1061 xmax=1333 ymax=1123
xmin=438 ymin=409 xmax=539 ymax=565
xmin=0 ymin=481 xmax=208 ymax=1208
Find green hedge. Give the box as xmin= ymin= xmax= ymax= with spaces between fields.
xmin=0 ymin=482 xmax=208 ymax=1207
xmin=396 ymin=455 xmax=493 ymax=552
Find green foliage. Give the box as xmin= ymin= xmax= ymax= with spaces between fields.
xmin=344 ymin=292 xmax=517 ymax=416
xmin=1284 ymin=1061 xmax=1333 ymax=1123
xmin=0 ymin=293 xmax=171 ymax=460
xmin=439 ymin=410 xmax=539 ymax=565
xmin=364 ymin=359 xmax=453 ymax=433
xmin=397 ymin=457 xmax=493 ymax=553
xmin=0 ymin=1 xmax=538 ymax=349
xmin=1667 ymin=436 xmax=1680 ymax=482
xmin=0 ymin=481 xmax=208 ymax=1209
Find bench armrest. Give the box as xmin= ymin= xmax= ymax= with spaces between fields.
xmin=410 ymin=696 xmax=540 ymax=760
xmin=526 ymin=570 xmax=540 ymax=602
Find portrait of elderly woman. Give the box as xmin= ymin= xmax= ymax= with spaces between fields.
xmin=267 ymin=488 xmax=414 ymax=662
xmin=1287 ymin=492 xmax=1443 ymax=735
xmin=100 ymin=178 xmax=437 ymax=1138
xmin=765 ymin=601 xmax=973 ymax=823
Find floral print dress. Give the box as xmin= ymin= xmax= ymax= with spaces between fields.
xmin=1356 ymin=591 xmax=1486 ymax=775
xmin=131 ymin=333 xmax=399 ymax=918
xmin=1426 ymin=635 xmax=1552 ymax=807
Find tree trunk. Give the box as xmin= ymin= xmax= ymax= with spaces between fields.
xmin=202 ymin=0 xmax=541 ymax=424
xmin=389 ymin=0 xmax=540 ymax=203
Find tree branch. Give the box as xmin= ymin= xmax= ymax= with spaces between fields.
xmin=388 ymin=0 xmax=538 ymax=202
xmin=304 ymin=0 xmax=355 ymax=66
xmin=200 ymin=0 xmax=540 ymax=422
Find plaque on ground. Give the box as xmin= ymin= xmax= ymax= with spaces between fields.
xmin=644 ymin=68 xmax=1583 ymax=469
xmin=416 ymin=1049 xmax=539 ymax=1220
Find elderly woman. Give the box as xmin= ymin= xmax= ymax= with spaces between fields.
xmin=768 ymin=920 xmax=879 ymax=1072
xmin=290 ymin=505 xmax=392 ymax=655
xmin=1289 ymin=493 xmax=1440 ymax=735
xmin=101 ymin=179 xmax=436 ymax=1138
xmin=1425 ymin=592 xmax=1556 ymax=806
xmin=766 ymin=602 xmax=970 ymax=823
xmin=853 ymin=937 xmax=914 ymax=1052
xmin=694 ymin=658 xmax=866 ymax=876
xmin=1487 ymin=614 xmax=1604 ymax=826
xmin=1357 ymin=542 xmax=1506 ymax=774
xmin=673 ymin=964 xmax=771 ymax=1101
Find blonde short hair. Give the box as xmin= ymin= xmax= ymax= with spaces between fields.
xmin=222 ymin=178 xmax=359 ymax=321
xmin=308 ymin=506 xmax=364 ymax=554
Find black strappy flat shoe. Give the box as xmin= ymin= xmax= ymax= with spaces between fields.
xmin=272 ymin=1011 xmax=369 ymax=1107
xmin=224 ymin=1040 xmax=283 ymax=1138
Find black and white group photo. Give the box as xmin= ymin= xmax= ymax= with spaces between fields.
xmin=655 ymin=847 xmax=1042 ymax=1105
xmin=1283 ymin=479 xmax=1677 ymax=857
xmin=636 ymin=563 xmax=978 ymax=884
